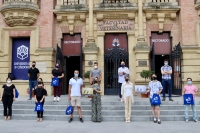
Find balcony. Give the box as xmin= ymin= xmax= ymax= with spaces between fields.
xmin=143 ymin=0 xmax=180 ymax=32
xmin=94 ymin=0 xmax=138 ymax=20
xmin=54 ymin=0 xmax=88 ymax=22
xmin=0 ymin=0 xmax=40 ymax=27
xmin=196 ymin=0 xmax=200 ymax=15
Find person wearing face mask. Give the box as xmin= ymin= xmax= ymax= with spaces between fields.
xmin=118 ymin=61 xmax=130 ymax=100
xmin=161 ymin=59 xmax=173 ymax=101
xmin=0 ymin=78 xmax=16 ymax=120
xmin=182 ymin=78 xmax=198 ymax=123
xmin=68 ymin=70 xmax=84 ymax=123
xmin=52 ymin=63 xmax=64 ymax=102
xmin=121 ymin=75 xmax=134 ymax=123
xmin=146 ymin=74 xmax=163 ymax=124
xmin=91 ymin=77 xmax=102 ymax=122
xmin=34 ymin=81 xmax=46 ymax=122
xmin=90 ymin=62 xmax=102 ymax=85
xmin=28 ymin=61 xmax=40 ymax=100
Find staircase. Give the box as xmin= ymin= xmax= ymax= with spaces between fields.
xmin=0 ymin=96 xmax=199 ymax=121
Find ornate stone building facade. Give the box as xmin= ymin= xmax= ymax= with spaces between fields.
xmin=0 ymin=0 xmax=200 ymax=96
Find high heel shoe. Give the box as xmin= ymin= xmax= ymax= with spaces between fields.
xmin=39 ymin=118 xmax=43 ymax=122
xmin=36 ymin=118 xmax=40 ymax=122
xmin=7 ymin=116 xmax=10 ymax=120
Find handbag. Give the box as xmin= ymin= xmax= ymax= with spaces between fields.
xmin=66 ymin=101 xmax=73 ymax=115
xmin=34 ymin=102 xmax=44 ymax=112
xmin=184 ymin=94 xmax=194 ymax=105
xmin=151 ymin=94 xmax=161 ymax=105
xmin=15 ymin=89 xmax=19 ymax=98
xmin=82 ymin=88 xmax=93 ymax=95
xmin=51 ymin=77 xmax=59 ymax=87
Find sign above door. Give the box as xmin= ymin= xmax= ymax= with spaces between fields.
xmin=97 ymin=20 xmax=134 ymax=31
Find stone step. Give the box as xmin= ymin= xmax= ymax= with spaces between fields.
xmin=1 ymin=104 xmax=199 ymax=110
xmin=0 ymin=114 xmax=198 ymax=121
xmin=9 ymin=100 xmax=199 ymax=105
xmin=0 ymin=109 xmax=198 ymax=116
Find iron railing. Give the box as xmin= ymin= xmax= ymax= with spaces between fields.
xmin=102 ymin=0 xmax=129 ymax=3
xmin=63 ymin=0 xmax=79 ymax=5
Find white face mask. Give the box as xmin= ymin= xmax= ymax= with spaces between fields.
xmin=164 ymin=62 xmax=168 ymax=66
xmin=7 ymin=80 xmax=11 ymax=84
xmin=94 ymin=66 xmax=98 ymax=69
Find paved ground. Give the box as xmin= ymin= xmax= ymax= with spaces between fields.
xmin=0 ymin=120 xmax=199 ymax=133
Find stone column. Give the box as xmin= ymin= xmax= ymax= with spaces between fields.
xmin=137 ymin=0 xmax=146 ymax=45
xmin=87 ymin=0 xmax=95 ymax=43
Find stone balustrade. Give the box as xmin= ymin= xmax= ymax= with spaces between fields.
xmin=56 ymin=0 xmax=85 ymax=5
xmin=3 ymin=0 xmax=38 ymax=4
xmin=102 ymin=0 xmax=129 ymax=3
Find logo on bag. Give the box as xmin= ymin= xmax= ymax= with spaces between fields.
xmin=112 ymin=38 xmax=120 ymax=47
xmin=53 ymin=80 xmax=57 ymax=84
xmin=37 ymin=105 xmax=41 ymax=110
xmin=154 ymin=97 xmax=158 ymax=101
xmin=17 ymin=45 xmax=29 ymax=60
xmin=186 ymin=97 xmax=191 ymax=102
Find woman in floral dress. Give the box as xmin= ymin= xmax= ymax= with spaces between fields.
xmin=92 ymin=77 xmax=102 ymax=122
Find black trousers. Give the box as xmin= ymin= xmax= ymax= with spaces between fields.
xmin=119 ymin=83 xmax=122 ymax=98
xmin=36 ymin=97 xmax=44 ymax=118
xmin=2 ymin=95 xmax=13 ymax=116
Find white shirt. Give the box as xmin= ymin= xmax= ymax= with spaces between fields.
xmin=148 ymin=81 xmax=163 ymax=98
xmin=118 ymin=67 xmax=130 ymax=83
xmin=125 ymin=84 xmax=133 ymax=97
xmin=121 ymin=82 xmax=134 ymax=103
xmin=69 ymin=77 xmax=83 ymax=97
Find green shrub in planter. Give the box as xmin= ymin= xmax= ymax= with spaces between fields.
xmin=84 ymin=71 xmax=90 ymax=79
xmin=140 ymin=70 xmax=153 ymax=86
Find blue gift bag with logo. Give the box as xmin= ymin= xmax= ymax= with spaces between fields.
xmin=184 ymin=94 xmax=194 ymax=105
xmin=66 ymin=101 xmax=73 ymax=115
xmin=151 ymin=94 xmax=161 ymax=105
xmin=51 ymin=77 xmax=59 ymax=87
xmin=34 ymin=102 xmax=44 ymax=112
xmin=15 ymin=89 xmax=19 ymax=98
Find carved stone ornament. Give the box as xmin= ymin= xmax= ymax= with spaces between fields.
xmin=0 ymin=1 xmax=40 ymax=27
xmin=143 ymin=2 xmax=180 ymax=33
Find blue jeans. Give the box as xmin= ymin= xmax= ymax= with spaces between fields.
xmin=185 ymin=101 xmax=196 ymax=120
xmin=162 ymin=79 xmax=172 ymax=98
xmin=29 ymin=80 xmax=38 ymax=99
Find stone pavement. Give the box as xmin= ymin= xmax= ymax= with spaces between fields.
xmin=0 ymin=120 xmax=199 ymax=133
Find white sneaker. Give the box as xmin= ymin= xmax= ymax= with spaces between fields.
xmin=57 ymin=97 xmax=60 ymax=102
xmin=53 ymin=97 xmax=56 ymax=102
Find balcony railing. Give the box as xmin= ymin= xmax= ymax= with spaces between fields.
xmin=2 ymin=0 xmax=40 ymax=7
xmin=150 ymin=0 xmax=170 ymax=2
xmin=63 ymin=0 xmax=79 ymax=5
xmin=102 ymin=0 xmax=129 ymax=3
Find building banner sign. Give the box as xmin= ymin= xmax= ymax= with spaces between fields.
xmin=12 ymin=38 xmax=30 ymax=79
xmin=98 ymin=20 xmax=134 ymax=31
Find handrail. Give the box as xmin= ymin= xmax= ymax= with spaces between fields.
xmin=63 ymin=0 xmax=79 ymax=5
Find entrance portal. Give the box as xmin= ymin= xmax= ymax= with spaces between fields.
xmin=63 ymin=56 xmax=81 ymax=94
xmin=104 ymin=33 xmax=129 ymax=95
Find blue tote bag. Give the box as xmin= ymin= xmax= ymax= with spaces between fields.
xmin=151 ymin=94 xmax=161 ymax=105
xmin=15 ymin=89 xmax=19 ymax=98
xmin=184 ymin=94 xmax=194 ymax=105
xmin=34 ymin=102 xmax=44 ymax=112
xmin=51 ymin=77 xmax=59 ymax=87
xmin=66 ymin=101 xmax=73 ymax=115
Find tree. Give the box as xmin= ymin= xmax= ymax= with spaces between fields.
xmin=140 ymin=70 xmax=153 ymax=86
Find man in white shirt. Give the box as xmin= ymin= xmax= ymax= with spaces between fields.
xmin=68 ymin=70 xmax=84 ymax=123
xmin=118 ymin=61 xmax=130 ymax=99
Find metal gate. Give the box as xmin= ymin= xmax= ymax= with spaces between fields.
xmin=104 ymin=46 xmax=129 ymax=95
xmin=171 ymin=42 xmax=182 ymax=95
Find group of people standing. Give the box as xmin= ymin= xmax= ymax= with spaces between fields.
xmin=0 ymin=59 xmax=198 ymax=123
xmin=119 ymin=59 xmax=198 ymax=123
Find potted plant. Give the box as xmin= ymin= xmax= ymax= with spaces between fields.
xmin=140 ymin=70 xmax=153 ymax=98
xmin=84 ymin=71 xmax=90 ymax=79
xmin=83 ymin=71 xmax=92 ymax=98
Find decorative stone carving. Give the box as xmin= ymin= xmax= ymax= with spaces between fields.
xmin=144 ymin=1 xmax=180 ymax=33
xmin=0 ymin=1 xmax=40 ymax=27
xmin=195 ymin=0 xmax=200 ymax=15
xmin=54 ymin=3 xmax=88 ymax=34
